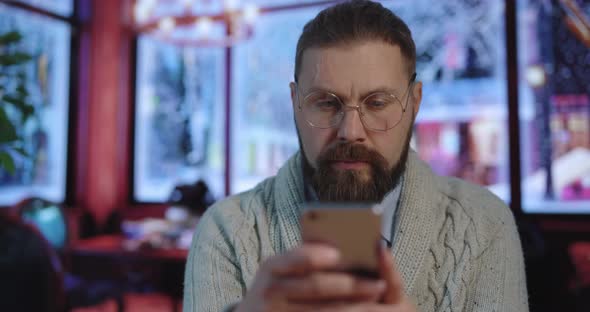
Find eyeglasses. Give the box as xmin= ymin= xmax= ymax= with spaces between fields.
xmin=296 ymin=73 xmax=417 ymax=132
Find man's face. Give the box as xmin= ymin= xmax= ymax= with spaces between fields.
xmin=290 ymin=40 xmax=422 ymax=202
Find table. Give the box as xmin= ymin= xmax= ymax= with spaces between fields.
xmin=68 ymin=234 xmax=189 ymax=261
xmin=67 ymin=235 xmax=189 ymax=311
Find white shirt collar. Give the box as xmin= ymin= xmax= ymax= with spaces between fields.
xmin=372 ymin=177 xmax=403 ymax=246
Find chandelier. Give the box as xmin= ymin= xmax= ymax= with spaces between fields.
xmin=133 ymin=0 xmax=260 ymax=47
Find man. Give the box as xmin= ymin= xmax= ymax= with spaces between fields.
xmin=183 ymin=1 xmax=528 ymax=311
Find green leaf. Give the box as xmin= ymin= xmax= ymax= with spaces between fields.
xmin=16 ymin=84 xmax=28 ymax=97
xmin=12 ymin=147 xmax=28 ymax=157
xmin=0 ymin=106 xmax=18 ymax=143
xmin=3 ymin=95 xmax=27 ymax=108
xmin=0 ymin=52 xmax=33 ymax=66
xmin=21 ymin=105 xmax=35 ymax=122
xmin=2 ymin=94 xmax=33 ymax=120
xmin=0 ymin=31 xmax=22 ymax=45
xmin=0 ymin=151 xmax=15 ymax=174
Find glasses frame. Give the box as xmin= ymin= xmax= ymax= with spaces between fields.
xmin=295 ymin=73 xmax=417 ymax=132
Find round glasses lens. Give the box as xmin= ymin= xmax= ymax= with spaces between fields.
xmin=303 ymin=92 xmax=343 ymax=128
xmin=361 ymin=93 xmax=404 ymax=131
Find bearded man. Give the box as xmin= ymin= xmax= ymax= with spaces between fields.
xmin=183 ymin=1 xmax=528 ymax=311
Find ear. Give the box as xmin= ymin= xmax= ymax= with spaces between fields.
xmin=290 ymin=82 xmax=298 ymax=110
xmin=410 ymin=81 xmax=422 ymax=119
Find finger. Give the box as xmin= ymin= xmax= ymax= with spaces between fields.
xmin=275 ymin=272 xmax=385 ymax=302
xmin=269 ymin=243 xmax=341 ymax=276
xmin=378 ymin=245 xmax=405 ymax=304
xmin=284 ymin=302 xmax=348 ymax=312
xmin=290 ymin=303 xmax=408 ymax=312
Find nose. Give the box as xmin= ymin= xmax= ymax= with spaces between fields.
xmin=336 ymin=106 xmax=367 ymax=143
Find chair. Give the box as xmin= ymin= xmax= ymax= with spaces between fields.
xmin=569 ymin=242 xmax=590 ymax=288
xmin=568 ymin=242 xmax=590 ymax=312
xmin=13 ymin=197 xmax=68 ymax=250
xmin=12 ymin=197 xmax=125 ymax=312
xmin=0 ymin=211 xmax=66 ymax=312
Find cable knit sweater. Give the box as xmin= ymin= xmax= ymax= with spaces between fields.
xmin=183 ymin=151 xmax=528 ymax=312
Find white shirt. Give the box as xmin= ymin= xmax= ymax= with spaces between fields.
xmin=372 ymin=177 xmax=403 ymax=247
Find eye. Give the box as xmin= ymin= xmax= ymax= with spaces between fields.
xmin=364 ymin=94 xmax=393 ymax=111
xmin=315 ymin=99 xmax=341 ymax=111
xmin=366 ymin=100 xmax=388 ymax=109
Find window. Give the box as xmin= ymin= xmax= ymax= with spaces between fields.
xmin=12 ymin=0 xmax=73 ymax=16
xmin=389 ymin=0 xmax=510 ymax=201
xmin=134 ymin=35 xmax=226 ymax=202
xmin=134 ymin=0 xmax=512 ymax=199
xmin=0 ymin=2 xmax=73 ymax=206
xmin=518 ymin=0 xmax=590 ymax=213
xmin=230 ymin=6 xmax=325 ymax=193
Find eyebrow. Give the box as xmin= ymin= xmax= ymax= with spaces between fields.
xmin=304 ymin=85 xmax=403 ymax=101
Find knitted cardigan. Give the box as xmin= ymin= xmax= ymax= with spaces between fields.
xmin=183 ymin=151 xmax=528 ymax=312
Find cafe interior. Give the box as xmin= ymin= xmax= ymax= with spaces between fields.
xmin=0 ymin=0 xmax=589 ymax=311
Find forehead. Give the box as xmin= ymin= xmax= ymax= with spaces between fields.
xmin=298 ymin=40 xmax=407 ymax=94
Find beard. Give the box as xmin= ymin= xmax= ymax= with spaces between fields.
xmin=301 ymin=132 xmax=412 ymax=203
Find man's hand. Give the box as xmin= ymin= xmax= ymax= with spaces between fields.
xmin=235 ymin=243 xmax=417 ymax=312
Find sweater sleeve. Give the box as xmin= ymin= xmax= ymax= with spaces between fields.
xmin=183 ymin=199 xmax=246 ymax=312
xmin=466 ymin=210 xmax=529 ymax=312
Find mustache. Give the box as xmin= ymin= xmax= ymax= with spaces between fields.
xmin=317 ymin=143 xmax=386 ymax=166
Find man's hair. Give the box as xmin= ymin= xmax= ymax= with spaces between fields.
xmin=294 ymin=0 xmax=416 ymax=82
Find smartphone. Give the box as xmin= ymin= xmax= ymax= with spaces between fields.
xmin=300 ymin=203 xmax=381 ymax=278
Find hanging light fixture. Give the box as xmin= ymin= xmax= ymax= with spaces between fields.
xmin=133 ymin=0 xmax=260 ymax=47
